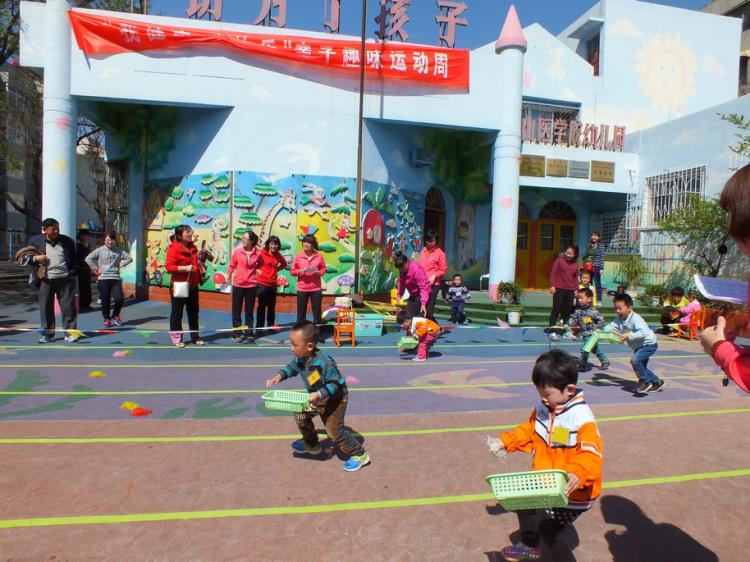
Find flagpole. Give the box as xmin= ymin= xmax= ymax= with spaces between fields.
xmin=354 ymin=0 xmax=367 ymax=295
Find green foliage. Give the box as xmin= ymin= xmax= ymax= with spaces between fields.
xmin=496 ymin=281 xmax=525 ymax=305
xmin=719 ymin=113 xmax=750 ymax=158
xmin=657 ymin=195 xmax=730 ymax=277
xmin=422 ymin=129 xmax=493 ymax=205
xmin=618 ymin=253 xmax=644 ymax=289
xmin=638 ymin=284 xmax=669 ymax=307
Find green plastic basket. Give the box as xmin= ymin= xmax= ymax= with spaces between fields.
xmin=486 ymin=470 xmax=569 ymax=511
xmin=261 ymin=389 xmax=310 ymax=413
xmin=582 ymin=330 xmax=623 ymax=353
xmin=398 ymin=336 xmax=419 ymax=350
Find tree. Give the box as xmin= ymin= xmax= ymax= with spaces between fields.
xmin=720 ymin=112 xmax=750 ymax=161
xmin=0 ymin=1 xmax=148 ymax=228
xmin=658 ymin=196 xmax=731 ymax=277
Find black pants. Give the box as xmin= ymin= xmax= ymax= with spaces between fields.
xmin=231 ymin=286 xmax=256 ymax=335
xmin=406 ymin=295 xmax=422 ymax=317
xmin=170 ymin=287 xmax=200 ymax=342
xmin=256 ymin=283 xmax=278 ymax=328
xmin=297 ymin=290 xmax=322 ymax=324
xmin=450 ymin=301 xmax=466 ymax=323
xmin=518 ymin=508 xmax=582 ymax=562
xmin=77 ymin=269 xmax=92 ymax=309
xmin=549 ymin=289 xmax=575 ymax=326
xmin=39 ymin=277 xmax=77 ymax=336
xmin=97 ymin=279 xmax=124 ymax=320
xmin=425 ymin=284 xmax=441 ymax=321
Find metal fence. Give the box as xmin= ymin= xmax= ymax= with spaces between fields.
xmin=0 ymin=229 xmax=31 ymax=261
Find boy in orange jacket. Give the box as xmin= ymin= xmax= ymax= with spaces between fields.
xmin=397 ymin=310 xmax=440 ymax=362
xmin=488 ymin=350 xmax=603 ymax=561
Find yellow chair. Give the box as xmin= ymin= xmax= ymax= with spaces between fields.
xmin=333 ymin=309 xmax=356 ymax=347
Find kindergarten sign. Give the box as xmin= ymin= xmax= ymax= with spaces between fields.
xmin=68 ymin=11 xmax=470 ymax=90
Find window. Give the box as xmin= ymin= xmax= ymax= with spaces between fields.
xmin=643 ymin=166 xmax=705 ymax=227
xmin=559 ymin=225 xmax=574 ymax=251
xmin=539 ymin=224 xmax=554 ymax=250
xmin=587 ymin=34 xmax=600 ymax=76
xmin=517 ymin=222 xmax=528 ymax=250
xmin=601 ymin=214 xmax=629 ymax=253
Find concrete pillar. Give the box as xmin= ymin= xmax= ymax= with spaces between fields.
xmin=488 ymin=5 xmax=526 ymax=301
xmin=42 ymin=0 xmax=77 ymax=237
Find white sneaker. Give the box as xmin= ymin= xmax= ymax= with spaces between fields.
xmin=549 ymin=333 xmax=559 ymax=341
xmin=64 ymin=335 xmax=79 ymax=343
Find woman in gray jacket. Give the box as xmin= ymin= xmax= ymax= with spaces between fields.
xmin=85 ymin=232 xmax=132 ymax=327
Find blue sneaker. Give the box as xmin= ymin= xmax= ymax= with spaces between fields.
xmin=500 ymin=543 xmax=541 ymax=561
xmin=291 ymin=440 xmax=321 ymax=455
xmin=343 ymin=452 xmax=371 ymax=472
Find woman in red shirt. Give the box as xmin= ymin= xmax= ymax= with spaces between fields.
xmin=418 ymin=229 xmax=448 ymax=321
xmin=164 ymin=225 xmax=204 ymax=348
xmin=291 ymin=234 xmax=327 ymax=326
xmin=548 ymin=245 xmax=580 ymax=339
xmin=256 ymin=235 xmax=287 ymax=331
xmin=227 ymin=230 xmax=260 ymax=343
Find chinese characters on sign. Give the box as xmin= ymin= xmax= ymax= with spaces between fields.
xmin=435 ymin=1 xmax=468 ymax=48
xmin=254 ymin=0 xmax=287 ymax=28
xmin=522 ymin=113 xmax=626 ymax=152
xmin=519 ymin=155 xmax=615 ymax=182
xmin=186 ymin=0 xmax=222 ymax=21
xmin=182 ymin=0 xmax=468 ymax=46
xmin=375 ymin=0 xmax=412 ymax=42
xmin=69 ymin=11 xmax=471 ymax=89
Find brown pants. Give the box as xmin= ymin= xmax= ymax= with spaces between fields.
xmin=294 ymin=390 xmax=364 ymax=457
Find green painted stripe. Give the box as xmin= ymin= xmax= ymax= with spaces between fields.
xmin=0 ymin=468 xmax=747 ymax=529
xmin=0 ymin=373 xmax=723 ymax=396
xmin=0 ymin=354 xmax=707 ymax=370
xmin=0 ymin=407 xmax=747 ymax=445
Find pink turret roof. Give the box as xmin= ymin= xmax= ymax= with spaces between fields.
xmin=495 ymin=4 xmax=527 ymax=54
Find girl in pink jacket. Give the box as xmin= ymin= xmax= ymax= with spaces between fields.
xmin=291 ymin=234 xmax=327 ymax=327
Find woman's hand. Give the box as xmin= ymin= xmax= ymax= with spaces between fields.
xmin=700 ymin=315 xmax=730 ymax=355
xmin=181 ymin=264 xmax=193 ymax=273
xmin=549 ymin=286 xmax=556 ymax=294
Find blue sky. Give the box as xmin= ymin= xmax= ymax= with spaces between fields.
xmin=151 ymin=1 xmax=708 ymax=49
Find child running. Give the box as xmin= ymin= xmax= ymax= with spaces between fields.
xmin=605 ymin=293 xmax=665 ymax=393
xmin=569 ymin=287 xmax=609 ymax=372
xmin=397 ymin=309 xmax=440 ymax=362
xmin=265 ymin=320 xmax=370 ymax=472
xmin=489 ymin=350 xmax=603 ymax=562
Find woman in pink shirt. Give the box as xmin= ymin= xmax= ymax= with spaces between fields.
xmin=700 ymin=164 xmax=750 ymax=394
xmin=548 ymin=245 xmax=580 ymax=337
xmin=291 ymin=234 xmax=327 ymax=326
xmin=419 ymin=229 xmax=448 ymax=321
xmin=227 ymin=231 xmax=260 ymax=342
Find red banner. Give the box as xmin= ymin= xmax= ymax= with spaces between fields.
xmin=68 ymin=11 xmax=470 ymax=90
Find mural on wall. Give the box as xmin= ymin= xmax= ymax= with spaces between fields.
xmin=635 ymin=34 xmax=696 ymax=116
xmin=295 ymin=174 xmax=358 ymax=295
xmin=231 ymin=171 xmax=298 ymax=293
xmin=143 ymin=172 xmax=232 ymax=291
xmin=360 ymin=181 xmax=424 ymax=294
xmin=422 ymin=128 xmax=493 ymax=285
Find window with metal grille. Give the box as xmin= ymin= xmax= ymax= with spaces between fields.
xmin=517 ymin=222 xmax=528 ymax=250
xmin=559 ymin=225 xmax=574 ymax=251
xmin=601 ymin=214 xmax=629 ymax=252
xmin=643 ymin=166 xmax=705 ymax=227
xmin=539 ymin=224 xmax=554 ymax=250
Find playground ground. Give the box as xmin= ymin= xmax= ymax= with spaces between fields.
xmin=0 ymin=285 xmax=748 ymax=561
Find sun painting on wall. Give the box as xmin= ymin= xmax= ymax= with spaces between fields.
xmin=634 ymin=35 xmax=696 ymax=116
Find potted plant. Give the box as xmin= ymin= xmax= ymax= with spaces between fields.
xmin=618 ymin=253 xmax=644 ymax=296
xmin=497 ymin=281 xmax=525 ymax=305
xmin=638 ymin=284 xmax=669 ymax=308
xmin=505 ymin=305 xmax=524 ymax=325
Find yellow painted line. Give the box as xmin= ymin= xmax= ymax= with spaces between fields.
xmin=0 ymin=407 xmax=746 ymax=445
xmin=0 ymin=354 xmax=709 ymax=370
xmin=0 ymin=468 xmax=747 ymax=529
xmin=0 ymin=373 xmax=724 ymax=396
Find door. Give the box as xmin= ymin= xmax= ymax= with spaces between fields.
xmin=515 ymin=218 xmax=531 ymax=287
xmin=533 ymin=201 xmax=577 ymax=289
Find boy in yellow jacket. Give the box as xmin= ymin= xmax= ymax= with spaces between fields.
xmin=397 ymin=310 xmax=440 ymax=362
xmin=488 ymin=350 xmax=603 ymax=561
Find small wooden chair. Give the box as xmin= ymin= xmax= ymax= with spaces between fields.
xmin=676 ymin=309 xmax=706 ymax=341
xmin=333 ymin=309 xmax=356 ymax=347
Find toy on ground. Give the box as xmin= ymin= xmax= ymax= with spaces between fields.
xmin=582 ymin=330 xmax=624 ymax=353
xmin=486 ymin=470 xmax=569 ymax=511
xmin=397 ymin=336 xmax=419 ymax=351
xmin=262 ymin=389 xmax=310 ymax=413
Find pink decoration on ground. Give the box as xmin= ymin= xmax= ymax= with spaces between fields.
xmin=345 ymin=376 xmax=359 ymax=385
xmin=113 ymin=349 xmax=133 ymax=358
xmin=130 ymin=407 xmax=152 ymax=417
